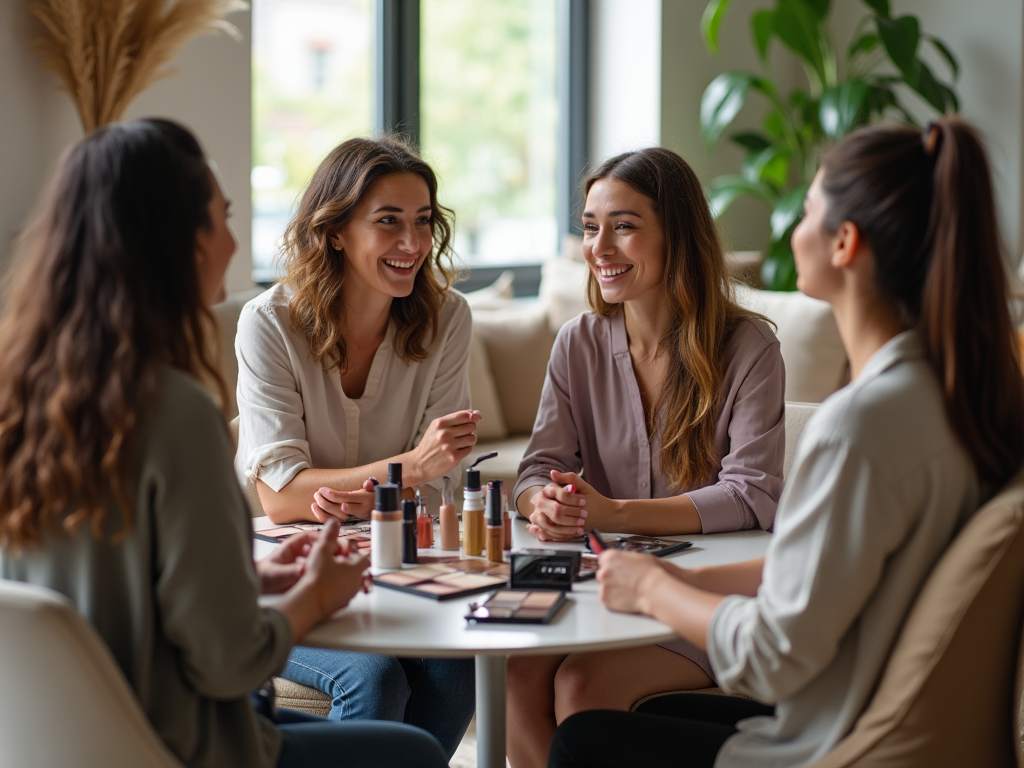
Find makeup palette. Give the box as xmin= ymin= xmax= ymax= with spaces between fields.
xmin=464 ymin=589 xmax=567 ymax=624
xmin=254 ymin=522 xmax=371 ymax=551
xmin=576 ymin=536 xmax=694 ymax=580
xmin=373 ymin=560 xmax=511 ymax=600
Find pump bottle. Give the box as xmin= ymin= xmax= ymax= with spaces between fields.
xmin=371 ymin=483 xmax=402 ymax=570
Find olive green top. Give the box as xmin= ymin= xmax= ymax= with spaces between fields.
xmin=1 ymin=366 xmax=293 ymax=768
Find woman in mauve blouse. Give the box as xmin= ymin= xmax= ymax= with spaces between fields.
xmin=506 ymin=148 xmax=784 ymax=768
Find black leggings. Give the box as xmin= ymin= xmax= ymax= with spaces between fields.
xmin=546 ymin=693 xmax=774 ymax=768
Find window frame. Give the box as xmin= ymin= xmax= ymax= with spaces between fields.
xmin=374 ymin=0 xmax=589 ymax=295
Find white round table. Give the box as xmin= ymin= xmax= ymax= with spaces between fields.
xmin=254 ymin=518 xmax=770 ymax=768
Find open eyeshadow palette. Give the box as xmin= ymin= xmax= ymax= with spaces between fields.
xmin=464 ymin=589 xmax=567 ymax=625
xmin=373 ymin=560 xmax=512 ymax=600
xmin=254 ymin=521 xmax=371 ymax=552
xmin=576 ymin=536 xmax=693 ymax=580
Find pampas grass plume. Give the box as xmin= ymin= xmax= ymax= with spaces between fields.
xmin=31 ymin=0 xmax=247 ymax=133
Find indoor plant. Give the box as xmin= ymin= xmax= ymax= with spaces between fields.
xmin=700 ymin=0 xmax=960 ymax=290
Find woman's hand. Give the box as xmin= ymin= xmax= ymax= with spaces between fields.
xmin=409 ymin=410 xmax=482 ymax=483
xmin=256 ymin=531 xmax=314 ymax=594
xmin=312 ymin=477 xmax=376 ymax=522
xmin=527 ymin=470 xmax=618 ymax=541
xmin=596 ymin=549 xmax=663 ymax=615
xmin=297 ymin=520 xmax=370 ymax=617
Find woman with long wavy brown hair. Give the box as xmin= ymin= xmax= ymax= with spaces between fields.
xmin=234 ymin=136 xmax=476 ymax=755
xmin=0 ymin=119 xmax=450 ymax=768
xmin=507 ymin=147 xmax=786 ymax=768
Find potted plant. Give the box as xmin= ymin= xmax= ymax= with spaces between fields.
xmin=700 ymin=0 xmax=960 ymax=290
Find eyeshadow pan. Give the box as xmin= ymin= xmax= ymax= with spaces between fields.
xmin=512 ymin=608 xmax=551 ymax=619
xmin=416 ymin=582 xmax=461 ymax=596
xmin=436 ymin=573 xmax=507 ymax=589
xmin=375 ymin=571 xmax=431 ymax=586
xmin=522 ymin=591 xmax=560 ymax=608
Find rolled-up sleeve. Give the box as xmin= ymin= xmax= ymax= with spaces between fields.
xmin=708 ymin=437 xmax=904 ymax=702
xmin=234 ymin=302 xmax=312 ymax=492
xmin=686 ymin=341 xmax=785 ymax=533
xmin=513 ymin=328 xmax=581 ymax=507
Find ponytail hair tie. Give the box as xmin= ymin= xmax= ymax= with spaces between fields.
xmin=923 ymin=122 xmax=942 ymax=159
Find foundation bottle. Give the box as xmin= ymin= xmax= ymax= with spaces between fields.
xmin=387 ymin=462 xmax=402 ymax=494
xmin=462 ymin=467 xmax=485 ymax=556
xmin=501 ymin=486 xmax=512 ymax=552
xmin=416 ymin=491 xmax=433 ymax=549
xmin=371 ymin=483 xmax=402 ymax=570
xmin=438 ymin=477 xmax=460 ymax=550
xmin=486 ymin=480 xmax=505 ymax=563
xmin=402 ymin=499 xmax=418 ymax=564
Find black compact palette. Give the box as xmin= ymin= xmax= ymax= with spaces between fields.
xmin=465 ymin=589 xmax=568 ymax=624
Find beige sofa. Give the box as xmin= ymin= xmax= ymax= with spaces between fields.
xmin=213 ymin=256 xmax=848 ymax=503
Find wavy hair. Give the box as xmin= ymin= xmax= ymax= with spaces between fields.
xmin=281 ymin=136 xmax=457 ymax=370
xmin=585 ymin=148 xmax=767 ymax=491
xmin=0 ymin=119 xmax=227 ymax=550
xmin=820 ymin=118 xmax=1024 ymax=486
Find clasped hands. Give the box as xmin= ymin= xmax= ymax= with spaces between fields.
xmin=310 ymin=409 xmax=482 ymax=522
xmin=526 ymin=469 xmax=619 ymax=541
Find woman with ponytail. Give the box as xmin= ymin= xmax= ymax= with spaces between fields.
xmin=508 ymin=147 xmax=786 ymax=768
xmin=546 ymin=117 xmax=1024 ymax=768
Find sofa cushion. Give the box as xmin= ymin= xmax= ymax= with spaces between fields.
xmin=472 ymin=302 xmax=554 ymax=435
xmin=474 ymin=435 xmax=534 ymax=493
xmin=734 ymin=284 xmax=847 ymax=403
xmin=468 ymin=331 xmax=508 ymax=440
xmin=211 ymin=288 xmax=263 ymax=419
xmin=808 ymin=468 xmax=1024 ymax=768
xmin=540 ymin=255 xmax=590 ymax=335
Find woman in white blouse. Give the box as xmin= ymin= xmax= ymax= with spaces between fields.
xmin=547 ymin=119 xmax=1024 ymax=768
xmin=235 ymin=137 xmax=476 ymax=758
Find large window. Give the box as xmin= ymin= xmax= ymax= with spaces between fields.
xmin=252 ymin=0 xmax=586 ymax=286
xmin=420 ymin=0 xmax=558 ymax=265
xmin=252 ymin=0 xmax=374 ymax=280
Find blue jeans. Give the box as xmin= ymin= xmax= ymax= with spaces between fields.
xmin=282 ymin=647 xmax=475 ymax=759
xmin=274 ymin=707 xmax=448 ymax=768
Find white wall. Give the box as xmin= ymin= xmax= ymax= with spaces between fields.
xmin=590 ymin=0 xmax=662 ymax=163
xmin=0 ymin=0 xmax=255 ymax=293
xmin=659 ymin=0 xmax=1024 ymax=258
xmin=833 ymin=0 xmax=1024 ymax=259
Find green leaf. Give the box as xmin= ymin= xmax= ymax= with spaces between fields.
xmin=751 ymin=9 xmax=775 ymax=61
xmin=861 ymin=0 xmax=890 ymax=17
xmin=763 ymin=110 xmax=786 ymax=140
xmin=730 ymin=131 xmax=772 ymax=151
xmin=909 ymin=59 xmax=953 ymax=113
xmin=701 ymin=72 xmax=758 ymax=146
xmin=819 ymin=79 xmax=870 ymax=139
xmin=803 ymin=0 xmax=830 ymax=19
xmin=846 ymin=32 xmax=879 ymax=59
xmin=774 ymin=0 xmax=827 ymax=81
xmin=770 ymin=184 xmax=809 ymax=241
xmin=876 ymin=15 xmax=920 ymax=79
xmin=707 ymin=175 xmax=774 ymax=219
xmin=761 ymin=238 xmax=799 ymax=291
xmin=701 ymin=0 xmax=733 ymax=55
xmin=926 ymin=35 xmax=960 ymax=81
xmin=743 ymin=146 xmax=791 ymax=191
